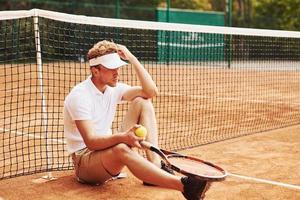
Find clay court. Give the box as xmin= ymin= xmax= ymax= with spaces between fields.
xmin=1 ymin=7 xmax=300 ymax=200
xmin=1 ymin=61 xmax=300 ymax=199
xmin=0 ymin=125 xmax=299 ymax=200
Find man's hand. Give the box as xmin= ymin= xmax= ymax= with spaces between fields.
xmin=117 ymin=44 xmax=135 ymax=61
xmin=121 ymin=125 xmax=144 ymax=148
xmin=117 ymin=43 xmax=158 ymax=100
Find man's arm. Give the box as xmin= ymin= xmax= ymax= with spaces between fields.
xmin=117 ymin=45 xmax=158 ymax=101
xmin=75 ymin=120 xmax=142 ymax=150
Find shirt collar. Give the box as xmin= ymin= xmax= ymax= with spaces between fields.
xmin=86 ymin=75 xmax=106 ymax=96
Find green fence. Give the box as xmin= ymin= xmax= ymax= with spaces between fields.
xmin=0 ymin=0 xmax=158 ymax=21
xmin=156 ymin=8 xmax=225 ymax=62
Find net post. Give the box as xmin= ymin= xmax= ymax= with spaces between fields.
xmin=226 ymin=34 xmax=232 ymax=69
xmin=33 ymin=10 xmax=55 ymax=181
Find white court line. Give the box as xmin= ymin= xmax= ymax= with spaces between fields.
xmin=229 ymin=173 xmax=300 ymax=190
xmin=0 ymin=127 xmax=66 ymax=144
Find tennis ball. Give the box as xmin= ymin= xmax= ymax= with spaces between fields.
xmin=134 ymin=126 xmax=148 ymax=138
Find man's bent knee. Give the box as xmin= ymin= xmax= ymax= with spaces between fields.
xmin=112 ymin=143 xmax=132 ymax=157
xmin=131 ymin=97 xmax=153 ymax=110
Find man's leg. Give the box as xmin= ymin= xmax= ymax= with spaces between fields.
xmin=119 ymin=97 xmax=161 ymax=166
xmin=101 ymin=143 xmax=183 ymax=191
xmin=82 ymin=144 xmax=211 ymax=199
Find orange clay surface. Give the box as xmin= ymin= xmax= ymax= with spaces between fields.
xmin=0 ymin=125 xmax=299 ymax=200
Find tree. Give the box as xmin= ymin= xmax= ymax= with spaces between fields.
xmin=232 ymin=0 xmax=254 ymax=27
xmin=158 ymin=0 xmax=212 ymax=10
xmin=210 ymin=0 xmax=226 ymax=12
xmin=232 ymin=0 xmax=300 ymax=31
xmin=253 ymin=0 xmax=300 ymax=31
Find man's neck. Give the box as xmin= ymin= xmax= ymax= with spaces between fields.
xmin=91 ymin=76 xmax=107 ymax=93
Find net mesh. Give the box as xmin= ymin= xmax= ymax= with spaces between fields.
xmin=1 ymin=10 xmax=300 ymax=179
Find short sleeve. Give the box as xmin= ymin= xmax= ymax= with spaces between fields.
xmin=65 ymin=90 xmax=93 ymax=120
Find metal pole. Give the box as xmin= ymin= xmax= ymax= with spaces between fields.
xmin=115 ymin=0 xmax=120 ymax=18
xmin=33 ymin=9 xmax=56 ymax=181
xmin=229 ymin=0 xmax=232 ymax=27
xmin=226 ymin=0 xmax=232 ymax=68
xmin=166 ymin=0 xmax=170 ymax=22
xmin=166 ymin=0 xmax=171 ymax=64
xmin=226 ymin=0 xmax=232 ymax=27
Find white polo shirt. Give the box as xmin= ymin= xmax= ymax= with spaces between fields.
xmin=64 ymin=76 xmax=131 ymax=154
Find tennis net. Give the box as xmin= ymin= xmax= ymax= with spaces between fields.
xmin=1 ymin=9 xmax=300 ymax=179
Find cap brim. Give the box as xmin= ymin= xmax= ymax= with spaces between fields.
xmin=89 ymin=53 xmax=128 ymax=69
xmin=102 ymin=59 xmax=128 ymax=69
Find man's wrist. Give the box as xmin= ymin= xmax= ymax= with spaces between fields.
xmin=128 ymin=55 xmax=138 ymax=64
xmin=116 ymin=131 xmax=127 ymax=143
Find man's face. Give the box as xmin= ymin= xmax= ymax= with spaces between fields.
xmin=96 ymin=65 xmax=119 ymax=87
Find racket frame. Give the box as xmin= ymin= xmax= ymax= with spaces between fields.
xmin=140 ymin=141 xmax=227 ymax=181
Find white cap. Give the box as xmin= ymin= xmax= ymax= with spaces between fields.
xmin=89 ymin=53 xmax=127 ymax=69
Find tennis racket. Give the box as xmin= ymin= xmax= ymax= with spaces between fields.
xmin=140 ymin=141 xmax=227 ymax=181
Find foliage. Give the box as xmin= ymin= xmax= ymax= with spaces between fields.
xmin=254 ymin=0 xmax=300 ymax=31
xmin=158 ymin=0 xmax=212 ymax=10
xmin=233 ymin=0 xmax=300 ymax=31
xmin=0 ymin=0 xmax=299 ymax=30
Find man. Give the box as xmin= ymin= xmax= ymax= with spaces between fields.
xmin=64 ymin=40 xmax=210 ymax=199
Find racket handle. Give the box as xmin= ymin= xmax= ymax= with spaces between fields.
xmin=140 ymin=140 xmax=169 ymax=163
xmin=140 ymin=140 xmax=153 ymax=149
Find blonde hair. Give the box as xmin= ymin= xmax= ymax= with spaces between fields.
xmin=87 ymin=40 xmax=118 ymax=60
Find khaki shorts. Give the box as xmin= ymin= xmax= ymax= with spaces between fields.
xmin=71 ymin=148 xmax=117 ymax=185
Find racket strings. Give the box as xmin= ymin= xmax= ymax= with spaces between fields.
xmin=168 ymin=157 xmax=224 ymax=177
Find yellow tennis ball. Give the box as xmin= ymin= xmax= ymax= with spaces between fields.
xmin=134 ymin=126 xmax=148 ymax=138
